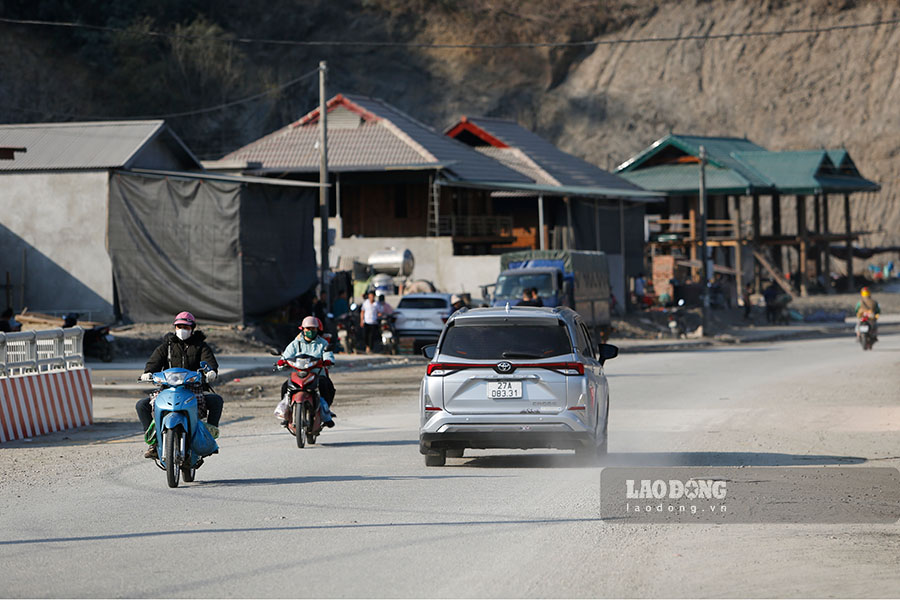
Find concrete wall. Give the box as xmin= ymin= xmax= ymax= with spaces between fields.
xmin=326 ymin=234 xmax=502 ymax=297
xmin=0 ymin=171 xmax=113 ymax=319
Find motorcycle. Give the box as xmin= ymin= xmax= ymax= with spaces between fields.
xmin=63 ymin=313 xmax=115 ymax=362
xmin=335 ymin=310 xmax=359 ymax=354
xmin=379 ymin=313 xmax=398 ymax=355
xmin=277 ymin=354 xmax=333 ymax=448
xmin=145 ymin=362 xmax=218 ymax=488
xmin=858 ymin=313 xmax=877 ymax=351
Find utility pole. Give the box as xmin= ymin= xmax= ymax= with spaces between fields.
xmin=318 ymin=61 xmax=330 ymax=307
xmin=699 ymin=145 xmax=709 ymax=336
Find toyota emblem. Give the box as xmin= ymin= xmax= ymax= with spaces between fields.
xmin=495 ymin=361 xmax=513 ymax=373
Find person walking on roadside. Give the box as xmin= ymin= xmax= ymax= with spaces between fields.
xmin=763 ymin=281 xmax=779 ymax=323
xmin=360 ymin=290 xmax=380 ymax=353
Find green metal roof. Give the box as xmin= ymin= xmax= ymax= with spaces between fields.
xmin=618 ymin=163 xmax=753 ymax=196
xmin=616 ymin=134 xmax=880 ymax=196
xmin=439 ymin=179 xmax=663 ymax=202
xmin=733 ymin=150 xmax=879 ymax=194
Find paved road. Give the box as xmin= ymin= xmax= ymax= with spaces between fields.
xmin=1 ymin=333 xmax=899 ymax=597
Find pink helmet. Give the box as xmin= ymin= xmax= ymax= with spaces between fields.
xmin=300 ymin=315 xmax=322 ymax=330
xmin=173 ymin=311 xmax=196 ymax=327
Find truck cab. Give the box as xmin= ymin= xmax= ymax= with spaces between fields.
xmin=490 ymin=267 xmax=571 ymax=307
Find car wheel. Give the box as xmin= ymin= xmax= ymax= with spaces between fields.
xmin=425 ymin=451 xmax=446 ymax=467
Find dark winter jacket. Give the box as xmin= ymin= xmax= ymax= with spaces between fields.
xmin=143 ymin=330 xmax=219 ymax=375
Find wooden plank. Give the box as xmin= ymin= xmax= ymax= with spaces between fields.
xmin=752 ymin=249 xmax=795 ymax=297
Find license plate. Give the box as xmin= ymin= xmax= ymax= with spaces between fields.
xmin=859 ymin=325 xmax=869 ymax=333
xmin=487 ymin=381 xmax=522 ymax=399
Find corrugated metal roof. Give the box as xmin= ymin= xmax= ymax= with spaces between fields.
xmin=0 ymin=120 xmax=199 ymax=171
xmin=219 ymin=94 xmax=530 ymax=183
xmin=456 ymin=116 xmax=646 ymax=193
xmin=617 ymin=134 xmax=771 ymax=189
xmin=733 ymin=151 xmax=880 ymax=194
xmin=617 ymin=135 xmax=879 ymax=195
xmin=619 ymin=163 xmax=753 ymax=195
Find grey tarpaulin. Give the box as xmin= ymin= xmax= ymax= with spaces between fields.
xmin=108 ymin=172 xmax=317 ymax=323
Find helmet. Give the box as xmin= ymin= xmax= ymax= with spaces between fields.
xmin=300 ymin=315 xmax=321 ymax=330
xmin=450 ymin=294 xmax=462 ymax=305
xmin=173 ymin=311 xmax=196 ymax=327
xmin=861 ymin=287 xmax=871 ymax=297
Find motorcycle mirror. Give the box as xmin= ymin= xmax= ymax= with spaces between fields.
xmin=677 ymin=299 xmax=685 ymax=307
xmin=349 ymin=303 xmax=358 ymax=311
xmin=327 ymin=312 xmax=334 ymax=319
xmin=268 ymin=347 xmax=281 ymax=356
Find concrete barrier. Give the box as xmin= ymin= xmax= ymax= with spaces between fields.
xmin=0 ymin=328 xmax=93 ymax=442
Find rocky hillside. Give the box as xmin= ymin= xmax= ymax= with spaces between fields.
xmin=1 ymin=0 xmax=897 ymax=256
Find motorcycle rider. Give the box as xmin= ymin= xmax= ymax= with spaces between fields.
xmin=278 ymin=316 xmax=336 ymax=427
xmin=855 ymin=287 xmax=881 ymax=340
xmin=136 ymin=311 xmax=222 ymax=459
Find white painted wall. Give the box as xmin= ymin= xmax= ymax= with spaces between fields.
xmin=0 ymin=171 xmax=113 ymax=319
xmin=325 ymin=234 xmax=502 ymax=297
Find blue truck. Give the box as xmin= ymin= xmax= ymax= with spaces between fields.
xmin=484 ymin=249 xmax=612 ymax=338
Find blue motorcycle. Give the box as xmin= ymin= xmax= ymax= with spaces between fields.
xmin=146 ymin=362 xmax=218 ymax=488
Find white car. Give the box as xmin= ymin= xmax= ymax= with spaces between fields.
xmin=393 ymin=293 xmax=454 ymax=346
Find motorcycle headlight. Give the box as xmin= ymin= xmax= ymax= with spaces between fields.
xmin=164 ymin=371 xmax=189 ymax=386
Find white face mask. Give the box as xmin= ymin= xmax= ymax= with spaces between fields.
xmin=175 ymin=328 xmax=192 ymax=341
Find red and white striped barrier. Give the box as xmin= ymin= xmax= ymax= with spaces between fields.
xmin=0 ymin=369 xmax=93 ymax=443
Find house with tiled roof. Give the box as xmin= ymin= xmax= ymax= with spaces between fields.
xmin=444 ymin=115 xmax=659 ymax=303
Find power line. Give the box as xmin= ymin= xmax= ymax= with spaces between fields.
xmin=0 ymin=67 xmax=319 ymax=121
xmin=1 ymin=15 xmax=898 ymax=49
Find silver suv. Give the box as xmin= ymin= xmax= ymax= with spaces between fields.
xmin=419 ymin=305 xmax=617 ymax=466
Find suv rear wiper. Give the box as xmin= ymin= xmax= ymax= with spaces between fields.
xmin=501 ymin=351 xmax=542 ymax=358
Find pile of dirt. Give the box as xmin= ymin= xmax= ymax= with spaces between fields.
xmin=109 ymin=322 xmax=283 ymax=359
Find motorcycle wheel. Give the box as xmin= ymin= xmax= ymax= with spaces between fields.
xmin=306 ymin=403 xmax=317 ymax=445
xmin=294 ymin=402 xmax=306 ymax=448
xmin=164 ymin=429 xmax=181 ymax=488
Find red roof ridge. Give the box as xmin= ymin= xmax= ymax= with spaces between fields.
xmin=445 ymin=116 xmax=509 ymax=148
xmin=292 ymin=93 xmax=382 ymax=128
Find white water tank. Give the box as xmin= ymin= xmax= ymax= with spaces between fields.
xmin=367 ymin=248 xmax=414 ymax=277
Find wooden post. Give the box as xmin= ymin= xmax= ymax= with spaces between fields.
xmin=733 ymin=195 xmax=744 ymax=301
xmin=752 ymin=194 xmax=760 ymax=292
xmin=813 ymin=194 xmax=822 ymax=282
xmin=844 ymin=193 xmax=853 ymax=291
xmin=772 ymin=193 xmax=782 ymax=273
xmin=797 ymin=194 xmax=808 ymax=297
xmin=689 ymin=196 xmax=698 ymax=280
xmin=823 ymin=193 xmax=832 ymax=293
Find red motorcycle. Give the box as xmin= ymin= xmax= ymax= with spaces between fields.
xmin=277 ymin=354 xmax=331 ymax=448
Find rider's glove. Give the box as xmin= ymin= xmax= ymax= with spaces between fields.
xmin=140 ymin=372 xmax=152 ymax=382
xmin=276 ymin=359 xmax=287 ymax=367
xmin=206 ymin=370 xmax=218 ymax=382
xmin=323 ymin=360 xmax=333 ymax=367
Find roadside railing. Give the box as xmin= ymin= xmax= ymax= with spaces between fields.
xmin=0 ymin=327 xmax=85 ymax=377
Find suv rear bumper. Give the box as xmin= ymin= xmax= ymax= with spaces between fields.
xmin=420 ymin=413 xmax=596 ymax=452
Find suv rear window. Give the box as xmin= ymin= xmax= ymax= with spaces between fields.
xmin=398 ymin=298 xmax=448 ymax=309
xmin=439 ymin=321 xmax=572 ymax=360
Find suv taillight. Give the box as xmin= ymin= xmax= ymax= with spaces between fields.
xmin=538 ymin=362 xmax=585 ymax=376
xmin=426 ymin=363 xmax=474 ymax=376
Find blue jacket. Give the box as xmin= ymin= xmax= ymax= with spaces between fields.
xmin=281 ymin=335 xmax=335 ymax=376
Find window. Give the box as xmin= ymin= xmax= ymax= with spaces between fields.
xmin=576 ymin=323 xmax=594 ymax=359
xmin=440 ymin=321 xmax=572 ymax=360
